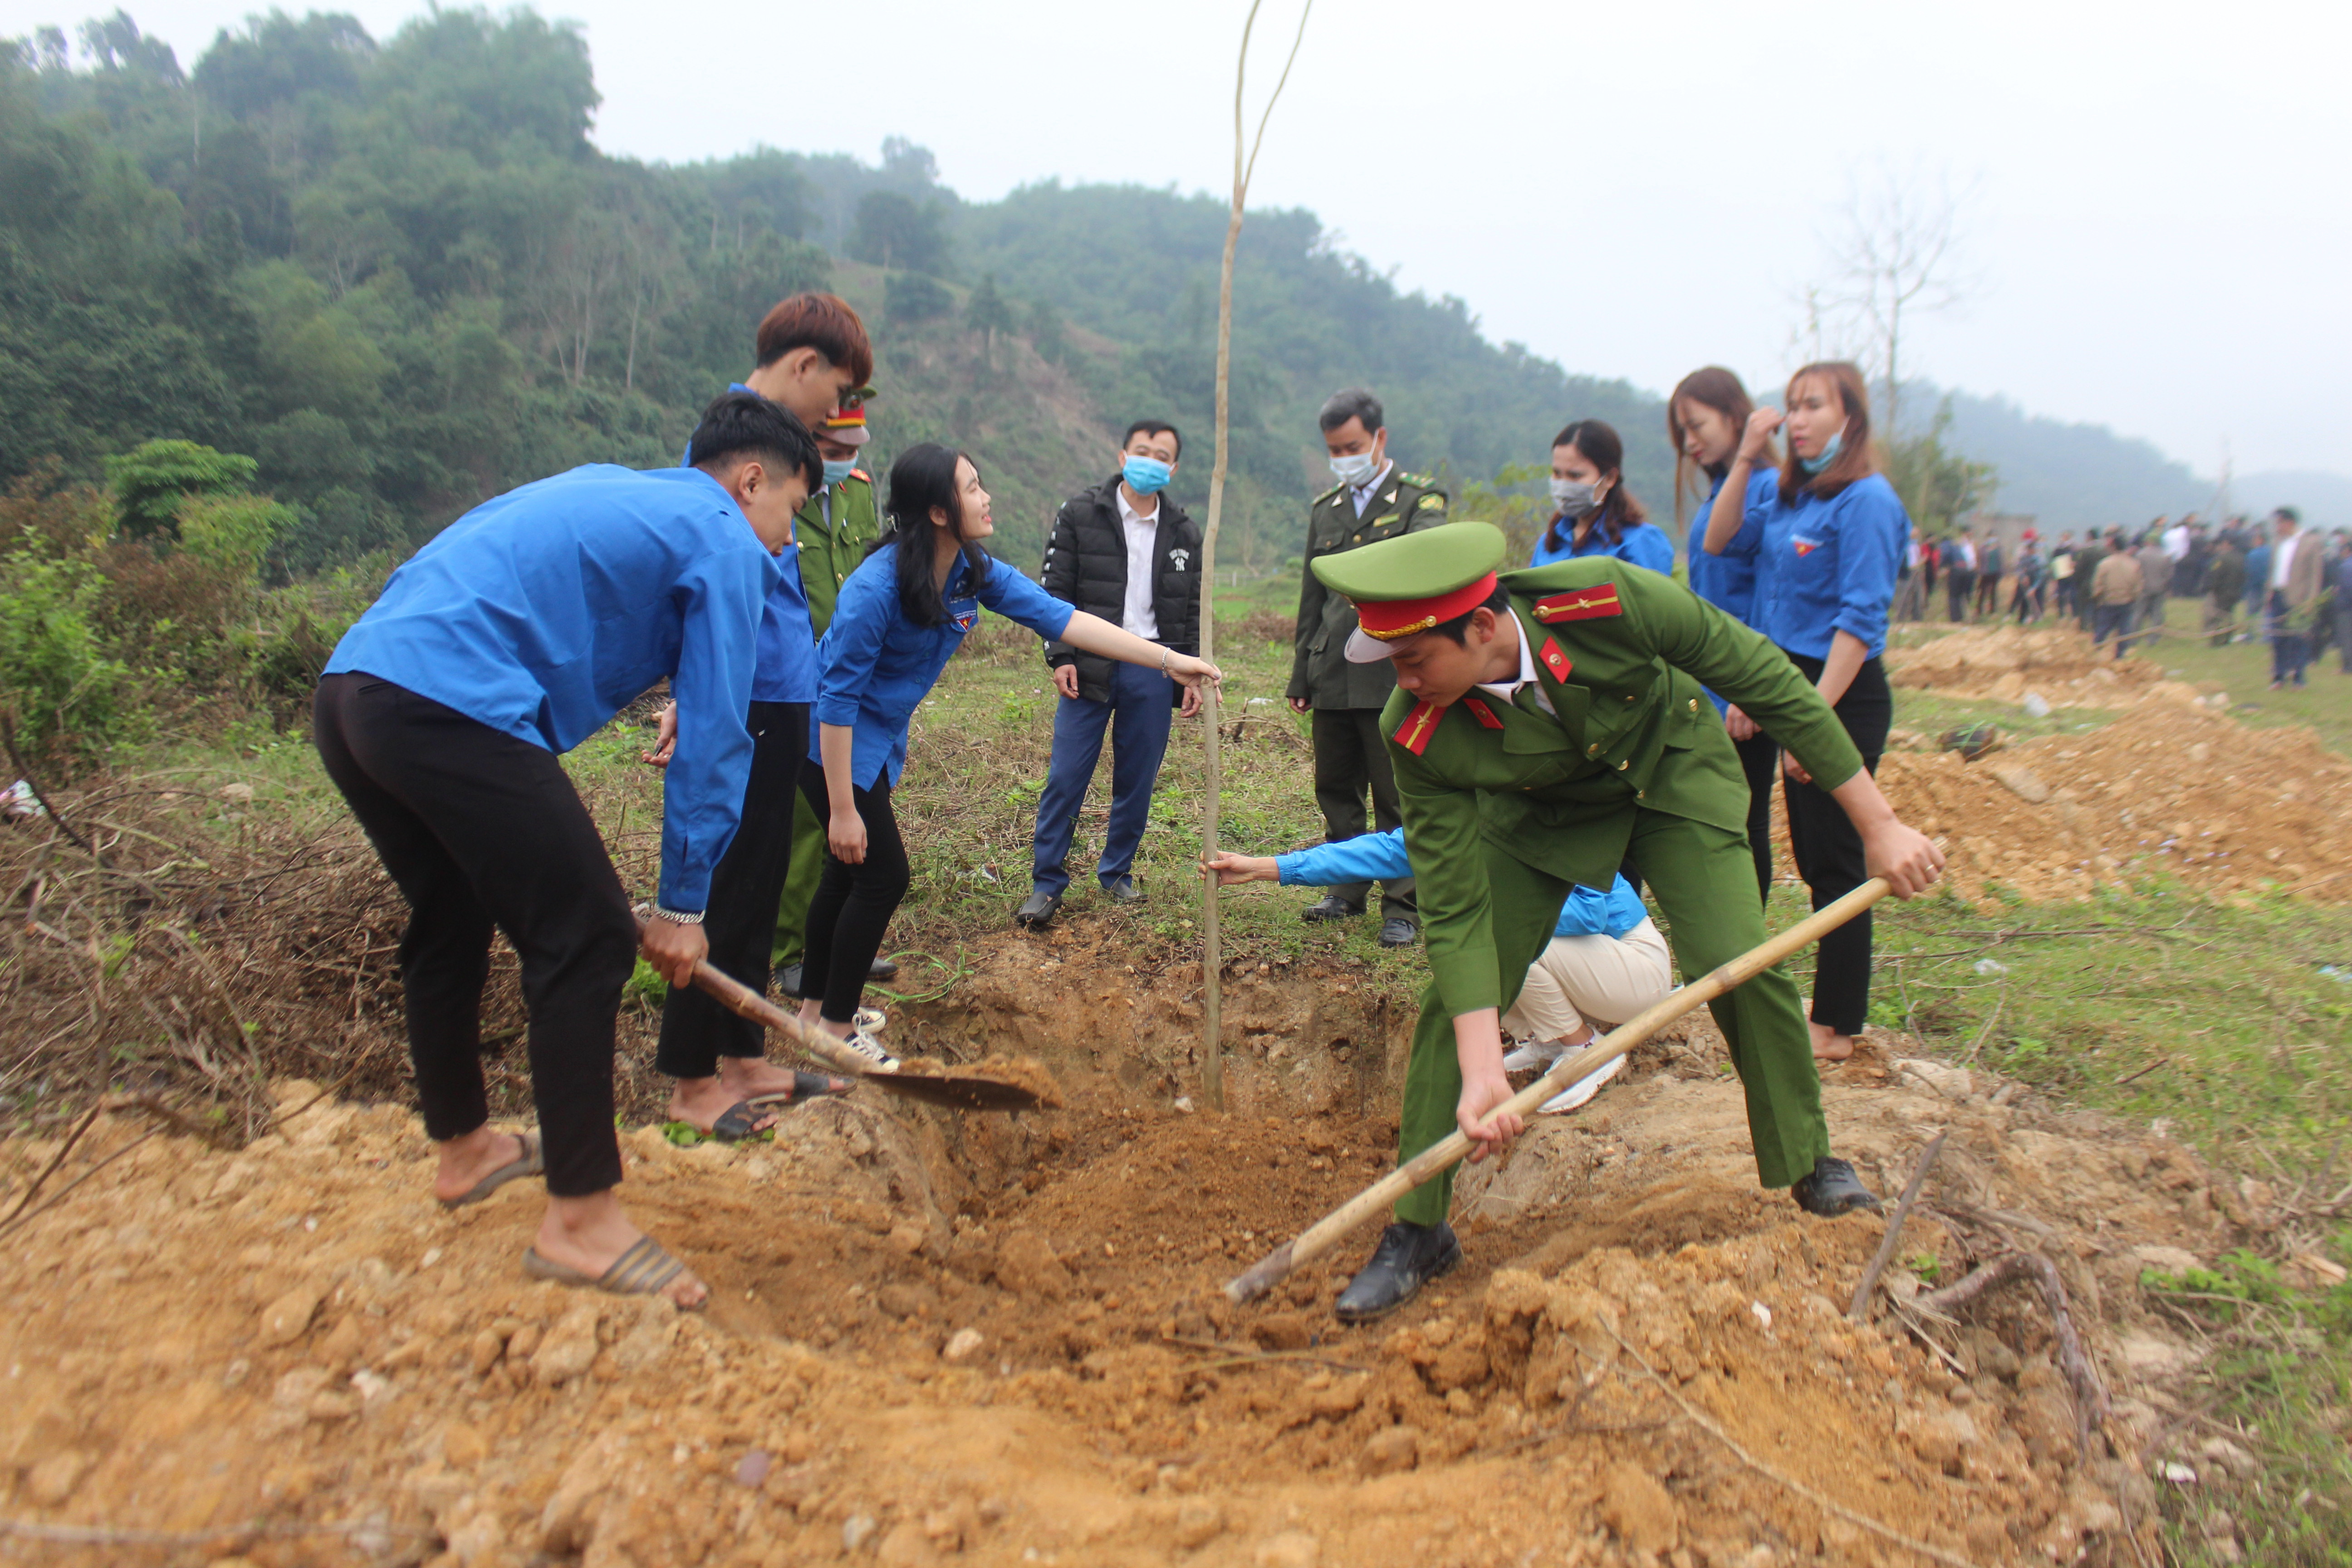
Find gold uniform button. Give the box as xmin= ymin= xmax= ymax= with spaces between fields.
xmin=1687 ymin=698 xmax=1699 ymax=711
xmin=1587 ymin=744 xmax=1602 ymax=756
xmin=1637 ymin=789 xmax=1646 ymax=799
xmin=1617 ymin=760 xmax=1629 ymax=770
xmin=1623 ymin=693 xmax=1635 ymax=702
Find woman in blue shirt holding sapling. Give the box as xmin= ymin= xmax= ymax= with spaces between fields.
xmin=1708 ymin=360 xmax=1908 ymax=1064
xmin=799 ymin=445 xmax=1221 ymax=1061
xmin=1205 ymin=832 xmax=1671 ymax=1114
xmin=1671 ymin=367 xmax=1784 ymax=905
xmin=1528 ymin=419 xmax=1675 ymax=576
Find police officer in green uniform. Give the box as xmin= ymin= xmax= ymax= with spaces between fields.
xmin=772 ymin=394 xmax=896 ymax=989
xmin=1288 ymin=388 xmax=1451 ymax=948
xmin=1312 ymin=523 xmax=1945 ymax=1321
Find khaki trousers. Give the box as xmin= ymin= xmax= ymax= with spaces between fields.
xmin=1500 ymin=918 xmax=1674 ymax=1042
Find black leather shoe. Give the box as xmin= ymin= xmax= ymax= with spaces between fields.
xmin=1378 ymin=918 xmax=1417 ymax=948
xmin=1792 ymin=1156 xmax=1883 ymax=1216
xmin=1014 ymin=889 xmax=1062 ymax=928
xmin=1300 ymin=894 xmax=1363 ymax=923
xmin=867 ymin=956 xmax=897 ymax=981
xmin=1334 ymin=1221 xmax=1460 ymax=1323
xmin=773 ymin=962 xmax=804 ymax=997
xmin=1103 ymin=876 xmax=1146 ymax=906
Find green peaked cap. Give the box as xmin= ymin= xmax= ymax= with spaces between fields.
xmin=1311 ymin=520 xmax=1508 ymax=600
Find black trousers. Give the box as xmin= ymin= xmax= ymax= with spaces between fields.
xmin=797 ymin=767 xmax=911 ymax=1024
xmin=1944 ymin=571 xmax=1975 ymax=622
xmin=1777 ymin=652 xmax=1892 ymax=1038
xmin=654 ymin=701 xmax=808 ymax=1079
xmin=1309 ymin=707 xmax=1415 ymax=919
xmin=1735 ymin=730 xmax=1779 ymax=909
xmin=312 ymin=673 xmax=633 ymax=1197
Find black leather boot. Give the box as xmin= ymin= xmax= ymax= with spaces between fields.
xmin=1333 ymin=1221 xmax=1460 ymax=1323
xmin=1792 ymin=1156 xmax=1883 ymax=1216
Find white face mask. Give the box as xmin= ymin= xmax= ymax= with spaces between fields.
xmin=1549 ymin=477 xmax=1601 ymax=519
xmin=1329 ymin=450 xmax=1379 ymax=487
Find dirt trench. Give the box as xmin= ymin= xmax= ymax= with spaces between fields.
xmin=0 ymin=929 xmax=2244 ymax=1568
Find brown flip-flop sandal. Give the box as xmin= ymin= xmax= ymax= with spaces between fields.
xmin=438 ymin=1131 xmax=542 ymax=1210
xmin=521 ymin=1235 xmax=701 ymax=1307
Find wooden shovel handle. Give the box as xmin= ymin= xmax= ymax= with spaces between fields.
xmin=1224 ymin=877 xmax=1892 ymax=1303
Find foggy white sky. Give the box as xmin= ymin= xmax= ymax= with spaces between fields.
xmin=16 ymin=0 xmax=2347 ymax=480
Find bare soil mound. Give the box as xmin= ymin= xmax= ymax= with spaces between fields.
xmin=1 ymin=957 xmax=2247 ymax=1568
xmin=1868 ymin=701 xmax=2352 ymax=903
xmin=1885 ymin=627 xmax=2169 ymax=708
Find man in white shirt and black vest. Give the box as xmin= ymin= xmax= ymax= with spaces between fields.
xmin=1018 ymin=420 xmax=1204 ymax=927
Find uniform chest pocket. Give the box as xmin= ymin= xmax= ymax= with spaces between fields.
xmin=946 ymin=597 xmax=980 ymax=633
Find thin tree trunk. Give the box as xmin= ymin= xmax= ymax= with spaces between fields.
xmin=1199 ymin=0 xmax=1313 ymax=1112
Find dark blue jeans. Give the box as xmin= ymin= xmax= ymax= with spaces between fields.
xmin=2270 ymin=590 xmax=2309 ymax=684
xmin=1031 ymin=662 xmax=1175 ymax=898
xmin=2092 ymin=602 xmax=2134 ymax=657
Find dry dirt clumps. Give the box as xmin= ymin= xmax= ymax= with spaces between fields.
xmin=0 ymin=970 xmax=2250 ymax=1568
xmin=1871 ymin=700 xmax=2352 ymax=902
xmin=1884 ymin=627 xmax=2170 ymax=708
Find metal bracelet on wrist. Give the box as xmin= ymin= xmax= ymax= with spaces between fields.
xmin=649 ymin=906 xmax=704 ymax=925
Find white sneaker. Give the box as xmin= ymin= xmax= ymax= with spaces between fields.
xmin=831 ymin=1025 xmax=899 ymax=1073
xmin=854 ymin=1006 xmax=888 ymax=1034
xmin=1537 ymin=1052 xmax=1625 ymax=1115
xmin=1501 ymin=1038 xmax=1568 ymax=1074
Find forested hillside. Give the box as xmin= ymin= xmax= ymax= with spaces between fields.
xmin=2 ymin=3 xmax=2278 ymax=590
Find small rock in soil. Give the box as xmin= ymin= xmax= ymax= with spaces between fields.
xmin=1361 ymin=1425 xmax=1419 ymax=1476
xmin=257 ymin=1286 xmax=321 ymax=1347
xmin=1602 ymin=1459 xmax=1679 ymax=1553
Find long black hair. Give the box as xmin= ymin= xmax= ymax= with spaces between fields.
xmin=1542 ymin=418 xmax=1648 ymax=551
xmin=876 ymin=442 xmax=993 ymax=626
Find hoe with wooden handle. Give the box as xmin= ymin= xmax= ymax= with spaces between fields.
xmin=640 ymin=924 xmax=1049 ymax=1111
xmin=1224 ymin=878 xmax=1891 ymax=1303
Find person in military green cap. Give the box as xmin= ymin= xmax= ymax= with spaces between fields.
xmin=771 ymin=391 xmax=897 ymax=993
xmin=1288 ymin=388 xmax=1451 ymax=948
xmin=1310 ymin=521 xmax=1945 ymax=1322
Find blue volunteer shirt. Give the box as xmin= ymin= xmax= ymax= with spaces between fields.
xmin=325 ymin=464 xmax=779 ymax=913
xmin=1749 ymin=473 xmax=1909 ymax=660
xmin=813 ymin=542 xmax=1075 ymax=790
xmin=685 ymin=383 xmax=817 ymax=705
xmin=1685 ymin=467 xmax=1783 ymax=627
xmin=1530 ymin=514 xmax=1676 ymax=575
xmin=1278 ymin=829 xmax=1647 ymax=941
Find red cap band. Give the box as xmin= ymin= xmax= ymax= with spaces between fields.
xmin=1352 ymin=572 xmax=1499 ymax=641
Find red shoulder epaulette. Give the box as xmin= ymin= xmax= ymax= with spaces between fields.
xmin=1532 ymin=583 xmax=1623 ymax=623
xmin=1392 ymin=701 xmax=1443 ymax=756
xmin=1538 ymin=637 xmax=1574 ymax=681
xmin=1460 ymin=697 xmax=1504 ymax=729
xmin=849 ymin=468 xmax=871 ymax=483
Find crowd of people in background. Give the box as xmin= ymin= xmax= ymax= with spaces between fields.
xmin=1895 ymin=508 xmax=2351 ymax=686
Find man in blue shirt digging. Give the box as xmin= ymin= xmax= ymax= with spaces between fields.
xmin=315 ymin=391 xmax=821 ymax=1310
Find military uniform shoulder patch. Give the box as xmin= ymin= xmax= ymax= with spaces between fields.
xmin=1460 ymin=696 xmax=1505 ymax=730
xmin=1392 ymin=700 xmax=1443 ymax=756
xmin=1415 ymin=493 xmax=1446 ymax=510
xmin=849 ymin=468 xmax=870 ymax=483
xmin=1533 ymin=583 xmax=1624 ymax=623
xmin=1313 ymin=482 xmax=1346 ymax=504
xmin=1538 ymin=637 xmax=1573 ymax=681
xmin=1399 ymin=471 xmax=1435 ymax=488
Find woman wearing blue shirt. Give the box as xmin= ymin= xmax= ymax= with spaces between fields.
xmin=1528 ymin=419 xmax=1674 ymax=576
xmin=1204 ymin=832 xmax=1671 ymax=1115
xmin=1706 ymin=361 xmax=1908 ymax=1064
xmin=1670 ymin=367 xmax=1784 ymax=904
xmin=797 ymin=444 xmax=1221 ymax=1060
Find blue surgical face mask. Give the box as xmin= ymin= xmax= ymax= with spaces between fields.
xmin=821 ymin=457 xmax=858 ymax=489
xmin=1799 ymin=426 xmax=1846 ymax=476
xmin=1329 ymin=449 xmax=1379 ymax=487
xmin=1122 ymin=455 xmax=1172 ymax=495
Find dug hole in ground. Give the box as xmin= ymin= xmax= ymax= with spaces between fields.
xmin=3 ymin=903 xmax=2249 ymax=1568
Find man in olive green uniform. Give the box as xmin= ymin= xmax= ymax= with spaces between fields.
xmin=1312 ymin=524 xmax=1945 ymax=1322
xmin=772 ymin=397 xmax=893 ymax=986
xmin=1288 ymin=388 xmax=1450 ymax=948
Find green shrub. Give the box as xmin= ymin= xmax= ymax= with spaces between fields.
xmin=0 ymin=538 xmax=127 ymax=771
